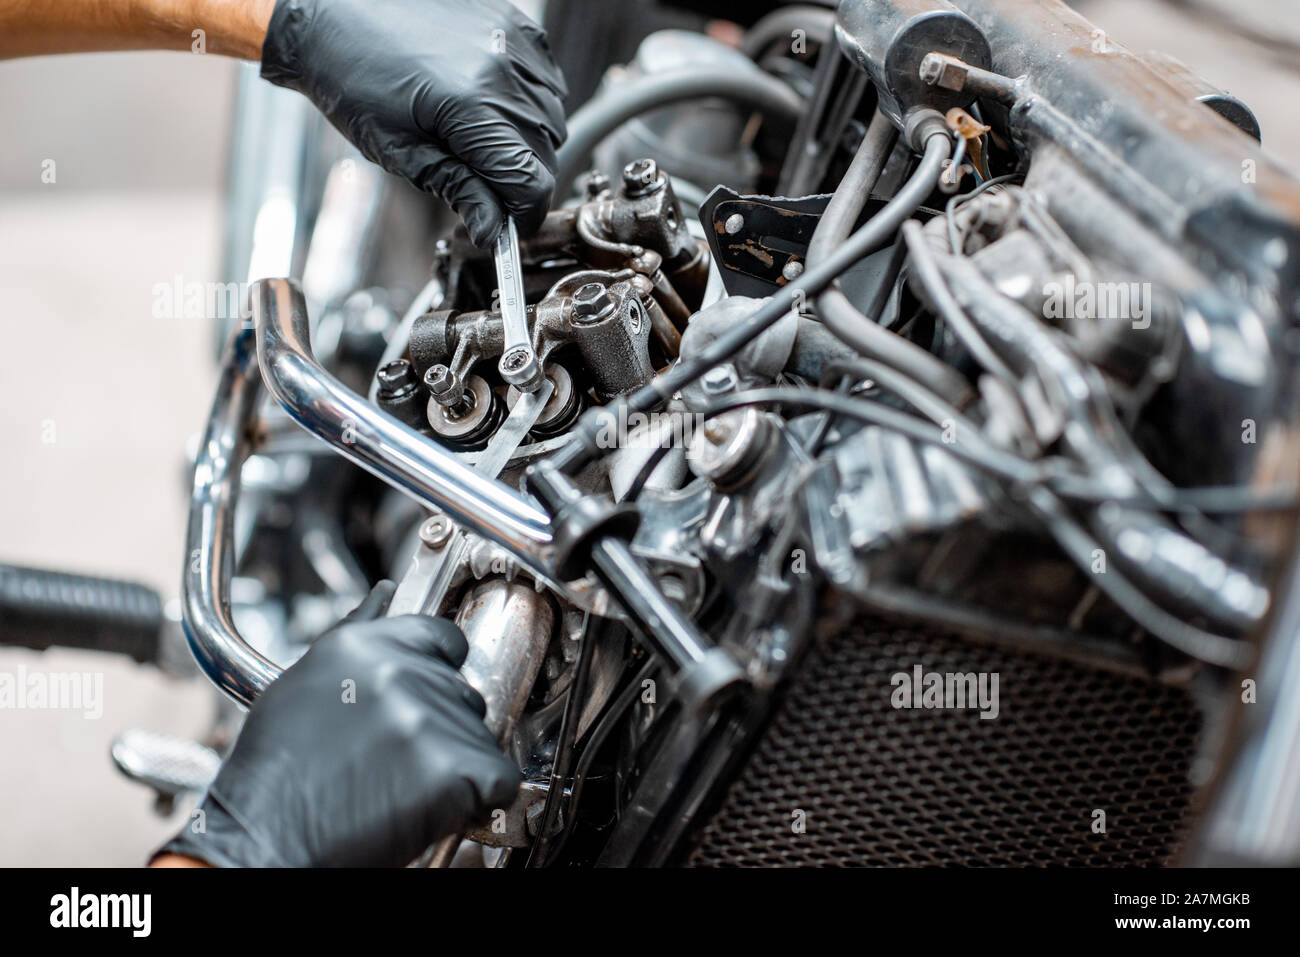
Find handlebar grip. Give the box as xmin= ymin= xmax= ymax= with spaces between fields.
xmin=0 ymin=563 xmax=164 ymax=665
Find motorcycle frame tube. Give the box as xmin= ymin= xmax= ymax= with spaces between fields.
xmin=252 ymin=278 xmax=555 ymax=573
xmin=186 ymin=280 xmax=559 ymax=706
xmin=182 ymin=326 xmax=283 ymax=706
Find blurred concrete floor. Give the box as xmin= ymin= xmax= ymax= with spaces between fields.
xmin=0 ymin=0 xmax=1297 ymax=866
xmin=0 ymin=50 xmax=236 ymax=866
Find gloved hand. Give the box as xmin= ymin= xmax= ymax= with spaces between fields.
xmin=260 ymin=0 xmax=568 ymax=247
xmin=158 ymin=581 xmax=521 ymax=867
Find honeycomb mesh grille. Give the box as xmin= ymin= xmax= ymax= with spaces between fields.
xmin=686 ymin=618 xmax=1202 ymax=867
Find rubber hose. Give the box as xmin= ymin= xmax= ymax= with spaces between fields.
xmin=806 ymin=111 xmax=975 ymax=406
xmin=741 ymin=5 xmax=836 ymax=60
xmin=555 ymin=67 xmax=804 ymax=198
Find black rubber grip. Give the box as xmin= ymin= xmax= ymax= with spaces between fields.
xmin=0 ymin=563 xmax=164 ymax=664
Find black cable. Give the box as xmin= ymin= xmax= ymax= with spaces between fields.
xmin=740 ymin=5 xmax=836 ymax=60
xmin=624 ymin=444 xmax=674 ymax=503
xmin=700 ymin=387 xmax=1042 ymax=485
xmin=526 ymin=611 xmax=600 ymax=867
xmin=821 ymin=356 xmax=982 ymax=438
xmin=546 ymin=657 xmax=659 ymax=864
xmin=555 ymin=68 xmax=804 ymax=197
xmin=693 ymin=387 xmax=1259 ymax=667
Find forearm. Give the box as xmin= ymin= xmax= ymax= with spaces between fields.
xmin=150 ymin=853 xmax=214 ymax=868
xmin=0 ymin=0 xmax=276 ymax=60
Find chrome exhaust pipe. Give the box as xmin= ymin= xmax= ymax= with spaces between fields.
xmin=455 ymin=579 xmax=554 ymax=743
xmin=427 ymin=578 xmax=555 ymax=867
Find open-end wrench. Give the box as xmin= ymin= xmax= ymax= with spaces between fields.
xmin=494 ymin=217 xmax=543 ymax=392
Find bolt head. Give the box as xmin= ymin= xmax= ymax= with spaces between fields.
xmin=424 ymin=364 xmax=470 ymax=410
xmin=376 ymin=359 xmax=417 ymax=397
xmin=724 ymin=213 xmax=745 ymax=235
xmin=571 ymin=282 xmax=614 ymax=323
xmin=424 ymin=364 xmax=455 ymax=396
xmin=501 ymin=348 xmax=529 ymax=373
xmin=622 ymin=158 xmax=663 ymax=197
xmin=419 ymin=514 xmax=453 ymax=548
xmin=700 ymin=364 xmax=738 ymax=396
xmin=584 ymin=169 xmax=611 ymax=198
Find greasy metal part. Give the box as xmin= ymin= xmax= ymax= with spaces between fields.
xmin=945 ymin=0 xmax=1300 ymax=294
xmin=635 ymin=278 xmax=683 ymax=357
xmin=622 ymin=158 xmax=662 ymax=198
xmin=702 ymin=189 xmax=838 ymax=294
xmin=411 ymin=273 xmax=655 ymax=400
xmin=374 ymin=359 xmax=426 ymax=431
xmin=251 ymin=278 xmax=555 ymax=577
xmin=424 ymin=374 xmax=502 ymax=449
xmin=424 ymin=581 xmax=556 ymax=868
xmin=834 ymin=0 xmax=992 ymax=125
xmin=577 ymin=167 xmax=698 ymax=273
xmin=645 ymin=270 xmax=691 ymax=331
xmin=368 ymin=276 xmax=446 ymax=405
xmin=455 ymin=579 xmax=556 ymax=742
xmin=687 ymin=408 xmax=778 ymax=491
xmin=182 ymin=327 xmax=283 ymax=705
xmin=423 ymin=363 xmax=466 ymax=411
xmin=551 ymin=129 xmax=954 ymax=478
xmin=505 ymin=365 xmax=581 ymax=439
xmin=388 ymin=378 xmax=555 ymax=619
xmin=473 ymin=378 xmax=555 ymax=481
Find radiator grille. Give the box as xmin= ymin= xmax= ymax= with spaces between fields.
xmin=686 ymin=618 xmax=1202 ymax=866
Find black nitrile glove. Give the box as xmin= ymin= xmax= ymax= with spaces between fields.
xmin=158 ymin=581 xmax=521 ymax=867
xmin=261 ymin=0 xmax=568 ymax=247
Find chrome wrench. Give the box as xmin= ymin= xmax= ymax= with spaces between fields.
xmin=494 ymin=217 xmax=543 ymax=392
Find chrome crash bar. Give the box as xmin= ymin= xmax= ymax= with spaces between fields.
xmin=183 ymin=278 xmax=556 ymax=705
xmin=182 ymin=326 xmax=282 ymax=706
xmin=252 ymin=278 xmax=554 ymax=562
